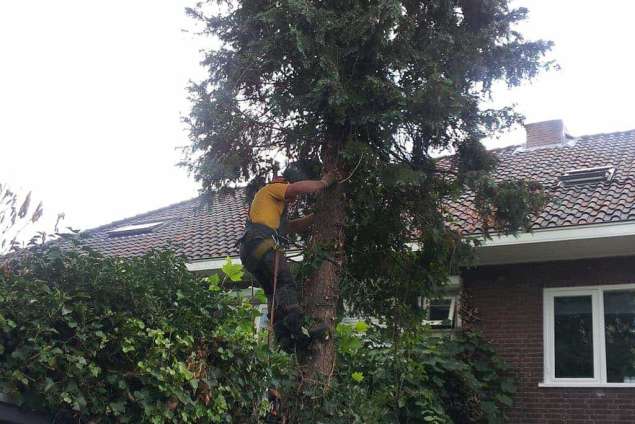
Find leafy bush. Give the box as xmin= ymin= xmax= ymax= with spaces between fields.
xmin=0 ymin=247 xmax=287 ymax=422
xmin=281 ymin=324 xmax=515 ymax=424
xmin=0 ymin=247 xmax=514 ymax=423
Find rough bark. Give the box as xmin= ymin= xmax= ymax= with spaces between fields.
xmin=300 ymin=130 xmax=347 ymax=382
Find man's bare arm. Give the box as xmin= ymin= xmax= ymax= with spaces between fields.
xmin=285 ymin=171 xmax=337 ymax=199
xmin=287 ymin=214 xmax=315 ymax=234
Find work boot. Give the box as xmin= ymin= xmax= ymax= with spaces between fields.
xmin=293 ymin=321 xmax=330 ymax=352
xmin=308 ymin=321 xmax=329 ymax=341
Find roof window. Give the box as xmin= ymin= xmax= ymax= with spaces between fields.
xmin=107 ymin=221 xmax=163 ymax=237
xmin=559 ymin=166 xmax=615 ymax=186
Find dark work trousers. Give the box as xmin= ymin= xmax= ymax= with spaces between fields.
xmin=240 ymin=243 xmax=308 ymax=352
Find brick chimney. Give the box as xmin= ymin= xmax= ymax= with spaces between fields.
xmin=524 ymin=119 xmax=566 ymax=148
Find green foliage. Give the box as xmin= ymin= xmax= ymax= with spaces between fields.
xmin=281 ymin=324 xmax=516 ymax=423
xmin=222 ymin=256 xmax=244 ymax=282
xmin=0 ymin=247 xmax=515 ymax=423
xmin=0 ymin=247 xmax=288 ymax=422
xmin=183 ymin=0 xmax=552 ymax=328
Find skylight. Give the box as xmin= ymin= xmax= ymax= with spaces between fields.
xmin=559 ymin=166 xmax=615 ymax=186
xmin=107 ymin=221 xmax=163 ymax=237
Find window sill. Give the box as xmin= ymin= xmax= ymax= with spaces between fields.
xmin=539 ymin=382 xmax=635 ymax=388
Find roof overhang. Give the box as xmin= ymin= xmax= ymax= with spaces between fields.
xmin=186 ymin=250 xmax=303 ymax=272
xmin=187 ymin=222 xmax=635 ymax=271
xmin=474 ymin=221 xmax=635 ymax=265
xmin=186 ymin=257 xmax=240 ymax=272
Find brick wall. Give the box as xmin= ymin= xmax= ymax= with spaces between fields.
xmin=462 ymin=256 xmax=635 ymax=424
xmin=524 ymin=119 xmax=566 ymax=148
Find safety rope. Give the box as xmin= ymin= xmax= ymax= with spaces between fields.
xmin=268 ymin=245 xmax=281 ymax=349
xmin=338 ymin=153 xmax=365 ymax=184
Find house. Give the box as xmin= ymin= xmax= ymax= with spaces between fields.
xmin=64 ymin=120 xmax=635 ymax=423
xmin=455 ymin=120 xmax=635 ymax=423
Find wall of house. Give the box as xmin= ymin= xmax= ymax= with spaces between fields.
xmin=462 ymin=256 xmax=635 ymax=424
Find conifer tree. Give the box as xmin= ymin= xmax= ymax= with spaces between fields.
xmin=183 ymin=0 xmax=551 ymax=384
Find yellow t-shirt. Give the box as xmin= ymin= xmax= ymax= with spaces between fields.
xmin=248 ymin=182 xmax=288 ymax=230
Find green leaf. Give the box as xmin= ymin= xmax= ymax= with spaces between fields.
xmin=254 ymin=288 xmax=267 ymax=304
xmin=89 ymin=363 xmax=101 ymax=377
xmin=221 ymin=257 xmax=244 ymax=282
xmin=207 ymin=273 xmax=221 ymax=291
xmin=351 ymin=371 xmax=364 ymax=383
xmin=354 ymin=321 xmax=369 ymax=333
xmin=12 ymin=370 xmax=29 ymax=385
xmin=43 ymin=378 xmax=55 ymax=392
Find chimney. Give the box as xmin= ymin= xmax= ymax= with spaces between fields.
xmin=524 ymin=119 xmax=566 ymax=148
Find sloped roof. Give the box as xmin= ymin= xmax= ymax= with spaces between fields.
xmin=446 ymin=129 xmax=635 ymax=234
xmin=75 ymin=128 xmax=635 ymax=262
xmin=76 ymin=193 xmax=248 ymax=261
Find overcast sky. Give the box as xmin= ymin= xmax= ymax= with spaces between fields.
xmin=1 ymin=0 xmax=635 ymax=234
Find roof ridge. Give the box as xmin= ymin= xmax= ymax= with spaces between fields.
xmin=487 ymin=143 xmax=523 ymax=154
xmin=84 ymin=196 xmax=203 ymax=234
xmin=576 ymin=128 xmax=635 ymax=140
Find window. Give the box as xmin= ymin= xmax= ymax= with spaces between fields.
xmin=107 ymin=221 xmax=163 ymax=237
xmin=543 ymin=285 xmax=635 ymax=386
xmin=558 ymin=166 xmax=614 ymax=186
xmin=422 ymin=296 xmax=457 ymax=329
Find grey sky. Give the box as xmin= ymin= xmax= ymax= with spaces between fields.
xmin=1 ymin=1 xmax=634 ymax=234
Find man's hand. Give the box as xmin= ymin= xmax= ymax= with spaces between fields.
xmin=287 ymin=213 xmax=315 ymax=234
xmin=320 ymin=170 xmax=338 ymax=189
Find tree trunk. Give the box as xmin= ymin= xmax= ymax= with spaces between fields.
xmin=300 ymin=130 xmax=347 ymax=382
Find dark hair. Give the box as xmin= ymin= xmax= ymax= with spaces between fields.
xmin=281 ymin=166 xmax=305 ymax=183
xmin=282 ymin=159 xmax=322 ymax=183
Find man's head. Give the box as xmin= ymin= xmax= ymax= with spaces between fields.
xmin=281 ymin=165 xmax=305 ymax=184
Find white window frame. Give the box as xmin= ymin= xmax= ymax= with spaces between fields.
xmin=542 ymin=284 xmax=635 ymax=387
xmin=422 ymin=296 xmax=457 ymax=328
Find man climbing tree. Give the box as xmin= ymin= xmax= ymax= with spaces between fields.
xmin=183 ymin=0 xmax=551 ymax=409
xmin=238 ymin=170 xmax=337 ymax=352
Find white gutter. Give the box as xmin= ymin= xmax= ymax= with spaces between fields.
xmin=477 ymin=221 xmax=635 ymax=247
xmin=186 ymin=250 xmax=303 ymax=272
xmin=186 ymin=256 xmax=241 ymax=272
xmin=187 ymin=222 xmax=635 ymax=271
xmin=475 ymin=221 xmax=635 ymax=265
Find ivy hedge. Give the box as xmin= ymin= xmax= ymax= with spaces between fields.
xmin=0 ymin=247 xmax=514 ymax=423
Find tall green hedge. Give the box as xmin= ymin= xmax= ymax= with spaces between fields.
xmin=0 ymin=247 xmax=514 ymax=423
xmin=0 ymin=248 xmax=286 ymax=422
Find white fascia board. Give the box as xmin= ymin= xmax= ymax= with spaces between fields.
xmin=187 ymin=222 xmax=635 ymax=272
xmin=405 ymin=222 xmax=635 ymax=249
xmin=186 ymin=250 xmax=303 ymax=272
xmin=186 ymin=256 xmax=241 ymax=272
xmin=475 ymin=221 xmax=635 ymax=247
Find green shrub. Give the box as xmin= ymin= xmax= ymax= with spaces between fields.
xmin=0 ymin=247 xmax=287 ymax=422
xmin=280 ymin=324 xmax=515 ymax=424
xmin=0 ymin=247 xmax=514 ymax=423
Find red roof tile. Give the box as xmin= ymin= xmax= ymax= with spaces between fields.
xmin=445 ymin=129 xmax=635 ymax=234
xmin=76 ymin=129 xmax=635 ymax=261
xmin=75 ymin=193 xmax=248 ymax=261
